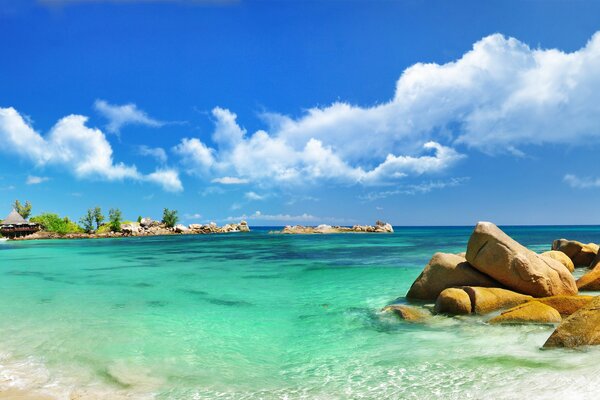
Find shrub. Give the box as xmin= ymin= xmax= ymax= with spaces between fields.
xmin=80 ymin=209 xmax=95 ymax=233
xmin=109 ymin=208 xmax=122 ymax=232
xmin=162 ymin=208 xmax=178 ymax=228
xmin=93 ymin=207 xmax=105 ymax=230
xmin=30 ymin=213 xmax=83 ymax=235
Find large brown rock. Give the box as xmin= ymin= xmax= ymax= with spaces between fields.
xmin=406 ymin=253 xmax=498 ymax=301
xmin=489 ymin=301 xmax=561 ymax=324
xmin=576 ymin=252 xmax=600 ymax=291
xmin=535 ymin=295 xmax=594 ymax=316
xmin=461 ymin=286 xmax=533 ymax=314
xmin=434 ymin=288 xmax=471 ymax=315
xmin=541 ymin=250 xmax=575 ymax=272
xmin=381 ymin=304 xmax=429 ymax=322
xmin=543 ymin=296 xmax=600 ymax=348
xmin=552 ymin=239 xmax=599 ymax=267
xmin=466 ymin=222 xmax=577 ymax=297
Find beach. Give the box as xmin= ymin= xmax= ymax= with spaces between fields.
xmin=0 ymin=226 xmax=599 ymax=399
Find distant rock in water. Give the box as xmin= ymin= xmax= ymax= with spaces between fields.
xmin=279 ymin=221 xmax=393 ymax=234
xmin=552 ymin=239 xmax=598 ymax=267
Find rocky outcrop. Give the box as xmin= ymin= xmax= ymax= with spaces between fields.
xmin=575 ymin=252 xmax=600 ymax=291
xmin=280 ymin=221 xmax=393 ymax=234
xmin=552 ymin=239 xmax=598 ymax=267
xmin=461 ymin=286 xmax=532 ymax=315
xmin=543 ymin=296 xmax=600 ymax=348
xmin=535 ymin=295 xmax=594 ymax=317
xmin=381 ymin=304 xmax=429 ymax=322
xmin=406 ymin=253 xmax=498 ymax=301
xmin=466 ymin=222 xmax=577 ymax=297
xmin=434 ymin=288 xmax=471 ymax=315
xmin=174 ymin=224 xmax=189 ymax=233
xmin=488 ymin=301 xmax=561 ymax=324
xmin=541 ymin=250 xmax=575 ymax=272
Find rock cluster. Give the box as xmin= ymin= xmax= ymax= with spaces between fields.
xmin=280 ymin=220 xmax=393 ymax=234
xmin=121 ymin=219 xmax=250 ymax=237
xmin=383 ymin=221 xmax=600 ymax=349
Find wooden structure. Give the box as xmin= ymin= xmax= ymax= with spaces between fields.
xmin=0 ymin=209 xmax=40 ymax=238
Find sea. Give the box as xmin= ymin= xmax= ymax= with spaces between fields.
xmin=0 ymin=226 xmax=599 ymax=399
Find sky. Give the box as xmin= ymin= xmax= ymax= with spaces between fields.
xmin=2 ymin=0 xmax=600 ymax=226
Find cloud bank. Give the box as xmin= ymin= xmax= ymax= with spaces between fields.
xmin=0 ymin=107 xmax=182 ymax=192
xmin=173 ymin=32 xmax=600 ymax=189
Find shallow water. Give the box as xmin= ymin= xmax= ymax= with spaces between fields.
xmin=0 ymin=226 xmax=599 ymax=399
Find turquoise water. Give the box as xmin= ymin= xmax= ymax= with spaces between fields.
xmin=1 ymin=226 xmax=600 ymax=399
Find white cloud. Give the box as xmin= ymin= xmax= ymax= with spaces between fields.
xmin=211 ymin=176 xmax=249 ymax=185
xmin=138 ymin=145 xmax=167 ymax=163
xmin=563 ymin=174 xmax=600 ymax=189
xmin=0 ymin=107 xmax=182 ymax=192
xmin=26 ymin=175 xmax=49 ymax=185
xmin=175 ymin=109 xmax=463 ymax=186
xmin=244 ymin=191 xmax=267 ymax=201
xmin=173 ymin=137 xmax=215 ymax=175
xmin=94 ymin=99 xmax=163 ymax=134
xmin=145 ymin=168 xmax=183 ymax=192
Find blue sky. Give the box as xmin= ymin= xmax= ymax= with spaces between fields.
xmin=1 ymin=0 xmax=600 ymax=225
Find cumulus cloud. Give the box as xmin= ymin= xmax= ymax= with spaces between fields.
xmin=174 ymin=109 xmax=463 ymax=186
xmin=94 ymin=99 xmax=163 ymax=134
xmin=145 ymin=168 xmax=183 ymax=192
xmin=26 ymin=175 xmax=50 ymax=185
xmin=0 ymin=107 xmax=182 ymax=192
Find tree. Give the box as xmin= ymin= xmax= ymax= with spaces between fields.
xmin=93 ymin=207 xmax=105 ymax=229
xmin=13 ymin=200 xmax=32 ymax=219
xmin=162 ymin=208 xmax=178 ymax=228
xmin=79 ymin=209 xmax=95 ymax=233
xmin=109 ymin=208 xmax=122 ymax=232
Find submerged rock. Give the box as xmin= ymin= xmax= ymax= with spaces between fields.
xmin=381 ymin=304 xmax=429 ymax=322
xmin=543 ymin=296 xmax=600 ymax=348
xmin=552 ymin=239 xmax=598 ymax=267
xmin=541 ymin=250 xmax=575 ymax=273
xmin=466 ymin=222 xmax=577 ymax=297
xmin=434 ymin=288 xmax=471 ymax=315
xmin=489 ymin=301 xmax=561 ymax=324
xmin=461 ymin=286 xmax=532 ymax=315
xmin=406 ymin=253 xmax=498 ymax=301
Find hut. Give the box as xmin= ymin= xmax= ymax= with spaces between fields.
xmin=0 ymin=209 xmax=40 ymax=238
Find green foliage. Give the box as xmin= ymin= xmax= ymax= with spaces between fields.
xmin=137 ymin=215 xmax=142 ymax=223
xmin=162 ymin=208 xmax=178 ymax=228
xmin=30 ymin=213 xmax=83 ymax=235
xmin=80 ymin=209 xmax=95 ymax=233
xmin=109 ymin=208 xmax=122 ymax=232
xmin=93 ymin=207 xmax=105 ymax=229
xmin=13 ymin=200 xmax=32 ymax=219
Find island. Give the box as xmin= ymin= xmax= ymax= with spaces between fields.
xmin=277 ymin=220 xmax=394 ymax=234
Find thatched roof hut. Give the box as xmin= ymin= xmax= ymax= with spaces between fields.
xmin=0 ymin=209 xmax=39 ymax=238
